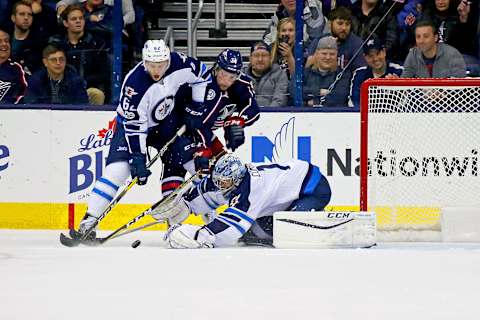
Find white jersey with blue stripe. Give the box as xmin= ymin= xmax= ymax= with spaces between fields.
xmin=185 ymin=159 xmax=321 ymax=247
xmin=116 ymin=52 xmax=209 ymax=154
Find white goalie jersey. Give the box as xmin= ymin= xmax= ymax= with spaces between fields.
xmin=184 ymin=159 xmax=318 ymax=246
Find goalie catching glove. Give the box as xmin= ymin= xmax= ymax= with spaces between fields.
xmin=165 ymin=224 xmax=215 ymax=249
xmin=150 ymin=196 xmax=191 ymax=225
xmin=223 ymin=116 xmax=245 ymax=151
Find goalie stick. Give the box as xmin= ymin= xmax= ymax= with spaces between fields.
xmin=59 ymin=125 xmax=187 ymax=247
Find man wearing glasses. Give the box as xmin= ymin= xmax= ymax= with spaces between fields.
xmin=24 ymin=44 xmax=88 ymax=104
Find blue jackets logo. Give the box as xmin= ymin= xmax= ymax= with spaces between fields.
xmin=69 ymin=119 xmax=115 ymax=195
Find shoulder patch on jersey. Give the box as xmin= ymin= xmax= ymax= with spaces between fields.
xmin=230 ymin=194 xmax=241 ymax=207
xmin=124 ymin=86 xmax=138 ymax=98
xmin=207 ymin=88 xmax=216 ymax=100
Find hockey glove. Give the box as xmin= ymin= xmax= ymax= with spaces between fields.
xmin=165 ymin=224 xmax=215 ymax=249
xmin=193 ymin=147 xmax=213 ymax=176
xmin=184 ymin=102 xmax=205 ymax=132
xmin=129 ymin=153 xmax=151 ymax=185
xmin=223 ymin=116 xmax=245 ymax=152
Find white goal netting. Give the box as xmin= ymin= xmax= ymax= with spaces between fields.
xmin=360 ymin=79 xmax=480 ymax=235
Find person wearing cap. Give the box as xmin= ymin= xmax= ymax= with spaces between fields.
xmin=347 ymin=37 xmax=403 ymax=108
xmin=289 ymin=35 xmax=350 ymax=107
xmin=242 ymin=40 xmax=289 ymax=107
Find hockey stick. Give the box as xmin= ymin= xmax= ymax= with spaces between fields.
xmin=98 ymin=150 xmax=229 ymax=244
xmin=59 ymin=125 xmax=187 ymax=247
xmin=89 ymin=171 xmax=200 ymax=245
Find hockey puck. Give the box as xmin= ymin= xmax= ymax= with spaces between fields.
xmin=131 ymin=240 xmax=141 ymax=248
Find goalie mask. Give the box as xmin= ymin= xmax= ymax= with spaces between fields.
xmin=212 ymin=154 xmax=246 ymax=194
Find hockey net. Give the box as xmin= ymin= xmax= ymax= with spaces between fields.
xmin=360 ymin=78 xmax=480 ymax=239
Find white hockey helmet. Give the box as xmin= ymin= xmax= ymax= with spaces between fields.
xmin=212 ymin=154 xmax=246 ymax=194
xmin=142 ymin=40 xmax=170 ymax=63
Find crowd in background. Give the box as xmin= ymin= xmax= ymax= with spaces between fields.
xmin=0 ymin=0 xmax=479 ymax=107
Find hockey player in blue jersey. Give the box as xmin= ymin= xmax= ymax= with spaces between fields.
xmin=175 ymin=49 xmax=260 ymax=177
xmin=155 ymin=154 xmax=332 ymax=248
xmin=70 ymin=39 xmax=209 ymax=240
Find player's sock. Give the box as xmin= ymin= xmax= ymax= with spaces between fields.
xmin=84 ymin=161 xmax=130 ymax=224
xmin=161 ymin=176 xmax=185 ymax=197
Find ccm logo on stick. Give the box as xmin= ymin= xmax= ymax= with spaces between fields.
xmin=327 ymin=212 xmax=352 ymax=219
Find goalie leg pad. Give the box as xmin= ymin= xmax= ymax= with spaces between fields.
xmin=273 ymin=211 xmax=376 ymax=249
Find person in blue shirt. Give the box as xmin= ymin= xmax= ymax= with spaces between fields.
xmin=348 ymin=37 xmax=403 ymax=108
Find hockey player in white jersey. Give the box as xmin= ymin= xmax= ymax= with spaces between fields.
xmin=68 ymin=40 xmax=209 ymax=241
xmin=157 ymin=154 xmax=332 ymax=248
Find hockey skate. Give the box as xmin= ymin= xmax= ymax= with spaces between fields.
xmin=59 ymin=213 xmax=99 ymax=247
xmin=71 ymin=214 xmax=97 ymax=240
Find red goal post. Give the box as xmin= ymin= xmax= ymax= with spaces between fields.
xmin=359 ymin=78 xmax=480 ymax=232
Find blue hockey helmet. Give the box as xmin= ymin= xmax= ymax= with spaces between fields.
xmin=216 ymin=49 xmax=243 ymax=74
xmin=212 ymin=154 xmax=246 ymax=194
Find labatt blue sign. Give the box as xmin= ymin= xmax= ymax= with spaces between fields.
xmin=0 ymin=145 xmax=10 ymax=172
xmin=69 ymin=119 xmax=115 ymax=194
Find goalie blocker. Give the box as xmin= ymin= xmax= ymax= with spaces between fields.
xmin=273 ymin=211 xmax=376 ymax=249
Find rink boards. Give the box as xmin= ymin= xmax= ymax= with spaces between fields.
xmin=0 ymin=108 xmax=362 ymax=229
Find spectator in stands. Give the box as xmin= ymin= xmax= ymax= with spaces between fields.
xmin=396 ymin=0 xmax=425 ymax=61
xmin=348 ymin=37 xmax=403 ymax=108
xmin=30 ymin=0 xmax=59 ymax=42
xmin=56 ymin=0 xmax=141 ymax=68
xmin=306 ymin=7 xmax=367 ymax=72
xmin=319 ymin=0 xmax=353 ymax=17
xmin=401 ymin=20 xmax=466 ymax=78
xmin=263 ymin=0 xmax=330 ymax=46
xmin=271 ymin=17 xmax=296 ymax=78
xmin=9 ymin=0 xmax=44 ymax=75
xmin=242 ymin=41 xmax=289 ymax=107
xmin=289 ymin=36 xmax=350 ymax=107
xmin=74 ymin=0 xmax=114 ymax=46
xmin=0 ymin=27 xmax=27 ymax=104
xmin=49 ymin=4 xmax=109 ymax=104
xmin=350 ymin=0 xmax=399 ymax=60
xmin=0 ymin=0 xmax=13 ymax=28
xmin=25 ymin=44 xmax=89 ymax=104
xmin=420 ymin=0 xmax=479 ymax=75
xmin=56 ymin=0 xmax=135 ymax=27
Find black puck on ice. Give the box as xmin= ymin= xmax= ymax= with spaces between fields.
xmin=131 ymin=240 xmax=141 ymax=248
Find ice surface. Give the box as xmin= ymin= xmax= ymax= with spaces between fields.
xmin=1 ymin=230 xmax=480 ymax=320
